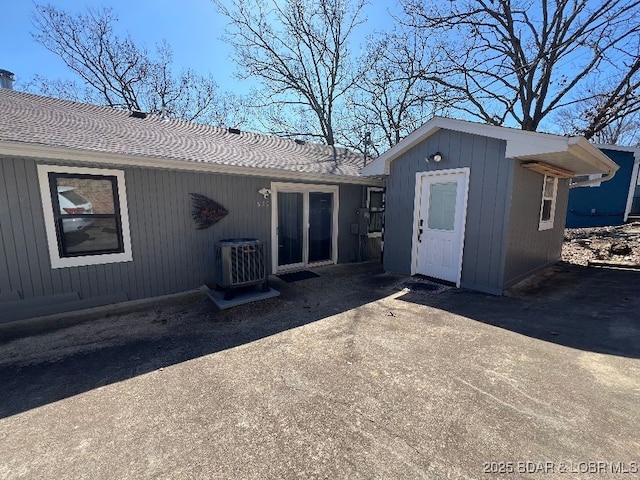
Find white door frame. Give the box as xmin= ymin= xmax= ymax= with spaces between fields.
xmin=271 ymin=182 xmax=339 ymax=273
xmin=411 ymin=168 xmax=470 ymax=286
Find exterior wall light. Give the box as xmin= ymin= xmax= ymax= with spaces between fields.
xmin=426 ymin=152 xmax=443 ymax=163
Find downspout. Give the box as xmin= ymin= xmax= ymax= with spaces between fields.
xmin=623 ymin=150 xmax=640 ymax=222
xmin=569 ymin=168 xmax=617 ymax=189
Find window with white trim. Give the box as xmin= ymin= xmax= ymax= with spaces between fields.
xmin=538 ymin=175 xmax=558 ymax=231
xmin=37 ymin=165 xmax=133 ymax=268
xmin=367 ymin=187 xmax=385 ymax=237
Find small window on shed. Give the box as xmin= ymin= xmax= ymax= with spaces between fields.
xmin=538 ymin=175 xmax=558 ymax=231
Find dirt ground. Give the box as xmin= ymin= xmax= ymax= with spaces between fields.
xmin=562 ymin=222 xmax=640 ymax=266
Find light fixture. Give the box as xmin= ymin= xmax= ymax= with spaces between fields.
xmin=426 ymin=152 xmax=443 ymax=163
xmin=258 ymin=188 xmax=271 ymax=199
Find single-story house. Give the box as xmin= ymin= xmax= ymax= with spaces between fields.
xmin=566 ymin=145 xmax=640 ymax=227
xmin=0 ymin=90 xmax=382 ymax=322
xmin=362 ymin=117 xmax=619 ymax=295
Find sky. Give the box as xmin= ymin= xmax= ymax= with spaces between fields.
xmin=1 ymin=0 xmax=397 ymax=97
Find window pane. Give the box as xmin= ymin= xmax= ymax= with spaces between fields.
xmin=277 ymin=192 xmax=304 ymax=266
xmin=55 ymin=177 xmax=116 ymax=214
xmin=541 ymin=199 xmax=552 ymax=221
xmin=369 ymin=191 xmax=384 ymax=209
xmin=308 ymin=192 xmax=333 ymax=262
xmin=61 ymin=217 xmax=122 ymax=254
xmin=369 ymin=211 xmax=383 ymax=233
xmin=428 ymin=182 xmax=457 ymax=231
xmin=543 ymin=176 xmax=555 ymax=198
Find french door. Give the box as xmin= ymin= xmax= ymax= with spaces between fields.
xmin=271 ymin=183 xmax=339 ymax=273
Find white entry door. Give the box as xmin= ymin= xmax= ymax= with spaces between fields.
xmin=414 ymin=169 xmax=469 ymax=285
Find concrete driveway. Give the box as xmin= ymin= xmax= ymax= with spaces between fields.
xmin=0 ymin=262 xmax=639 ymax=479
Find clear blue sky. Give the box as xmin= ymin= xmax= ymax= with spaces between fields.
xmin=1 ymin=0 xmax=397 ymax=96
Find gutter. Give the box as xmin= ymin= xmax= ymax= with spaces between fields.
xmin=567 ymin=137 xmax=620 ymax=189
xmin=569 ymin=169 xmax=616 ymax=189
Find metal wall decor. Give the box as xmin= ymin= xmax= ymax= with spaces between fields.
xmin=189 ymin=193 xmax=228 ymax=229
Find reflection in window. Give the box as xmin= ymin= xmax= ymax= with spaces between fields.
xmin=367 ymin=187 xmax=385 ymax=237
xmin=49 ymin=174 xmax=124 ymax=257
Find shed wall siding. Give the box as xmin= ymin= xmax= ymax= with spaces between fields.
xmin=0 ymin=157 xmax=372 ymax=318
xmin=503 ymin=163 xmax=569 ymax=288
xmin=383 ymin=130 xmax=512 ymax=294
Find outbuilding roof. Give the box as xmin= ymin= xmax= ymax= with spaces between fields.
xmin=362 ymin=116 xmax=619 ymax=178
xmin=0 ymin=89 xmax=372 ymax=184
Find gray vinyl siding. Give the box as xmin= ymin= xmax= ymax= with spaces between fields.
xmin=502 ymin=163 xmax=569 ymax=288
xmin=0 ymin=156 xmax=374 ymax=318
xmin=383 ymin=129 xmax=512 ymax=294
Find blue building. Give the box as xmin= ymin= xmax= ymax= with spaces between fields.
xmin=566 ymin=146 xmax=640 ymax=228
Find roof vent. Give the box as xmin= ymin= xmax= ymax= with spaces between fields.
xmin=129 ymin=110 xmax=148 ymax=119
xmin=294 ymin=139 xmax=306 ymax=145
xmin=0 ymin=69 xmax=15 ymax=90
xmin=228 ymin=127 xmax=241 ymax=135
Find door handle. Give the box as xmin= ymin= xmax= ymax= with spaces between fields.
xmin=418 ymin=228 xmax=423 ymax=242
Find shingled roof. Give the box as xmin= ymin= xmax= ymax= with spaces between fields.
xmin=0 ymin=89 xmax=367 ymax=181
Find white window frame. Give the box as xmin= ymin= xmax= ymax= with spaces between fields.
xmin=538 ymin=175 xmax=558 ymax=231
xmin=270 ymin=182 xmax=339 ymax=273
xmin=366 ymin=187 xmax=384 ymax=238
xmin=37 ymin=164 xmax=133 ymax=268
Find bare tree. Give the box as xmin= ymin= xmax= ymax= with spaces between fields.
xmin=30 ymin=4 xmax=244 ymax=126
xmin=215 ymin=0 xmax=367 ymax=145
xmin=340 ymin=28 xmax=457 ymax=155
xmin=554 ymin=77 xmax=640 ymax=144
xmin=401 ymin=0 xmax=640 ymax=137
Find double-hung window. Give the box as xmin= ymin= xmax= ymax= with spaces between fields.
xmin=538 ymin=175 xmax=558 ymax=231
xmin=37 ymin=165 xmax=133 ymax=268
xmin=367 ymin=187 xmax=385 ymax=237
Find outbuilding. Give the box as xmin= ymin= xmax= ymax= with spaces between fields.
xmin=0 ymin=90 xmax=382 ymax=322
xmin=362 ymin=117 xmax=619 ymax=295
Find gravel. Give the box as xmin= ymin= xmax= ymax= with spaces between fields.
xmin=562 ymin=222 xmax=640 ymax=266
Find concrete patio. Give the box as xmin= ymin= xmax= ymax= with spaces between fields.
xmin=0 ymin=261 xmax=638 ymax=479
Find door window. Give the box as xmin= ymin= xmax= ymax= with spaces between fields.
xmin=277 ymin=192 xmax=304 ymax=266
xmin=308 ymin=192 xmax=333 ymax=263
xmin=427 ymin=182 xmax=457 ymax=231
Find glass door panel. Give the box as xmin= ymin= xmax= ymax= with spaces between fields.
xmin=308 ymin=192 xmax=333 ymax=263
xmin=427 ymin=182 xmax=457 ymax=231
xmin=277 ymin=192 xmax=304 ymax=267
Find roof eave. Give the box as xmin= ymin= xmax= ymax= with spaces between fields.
xmin=0 ymin=140 xmax=382 ymax=186
xmin=567 ymin=137 xmax=620 ymax=174
xmin=362 ymin=121 xmax=442 ymax=176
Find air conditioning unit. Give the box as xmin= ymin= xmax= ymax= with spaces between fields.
xmin=214 ymin=238 xmax=268 ymax=299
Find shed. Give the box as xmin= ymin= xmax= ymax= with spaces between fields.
xmin=0 ymin=90 xmax=382 ymax=322
xmin=362 ymin=117 xmax=618 ymax=295
xmin=566 ymin=145 xmax=640 ymax=227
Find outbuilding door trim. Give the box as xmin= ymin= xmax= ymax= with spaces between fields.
xmin=411 ymin=167 xmax=470 ymax=286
